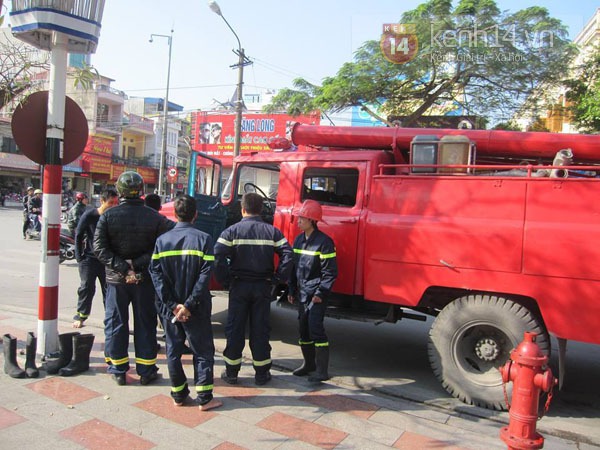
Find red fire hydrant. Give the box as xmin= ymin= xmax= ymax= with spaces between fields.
xmin=499 ymin=332 xmax=557 ymax=450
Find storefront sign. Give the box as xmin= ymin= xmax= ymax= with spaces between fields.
xmin=84 ymin=134 xmax=114 ymax=157
xmin=136 ymin=167 xmax=157 ymax=184
xmin=82 ymin=154 xmax=111 ymax=174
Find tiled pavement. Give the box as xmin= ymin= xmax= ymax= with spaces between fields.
xmin=0 ymin=311 xmax=586 ymax=450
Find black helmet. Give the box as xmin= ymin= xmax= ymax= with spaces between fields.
xmin=116 ymin=171 xmax=144 ymax=198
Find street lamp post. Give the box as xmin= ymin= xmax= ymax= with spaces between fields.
xmin=150 ymin=29 xmax=173 ymax=196
xmin=208 ymin=1 xmax=251 ymax=157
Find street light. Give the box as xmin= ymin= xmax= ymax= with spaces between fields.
xmin=208 ymin=0 xmax=251 ymax=157
xmin=149 ymin=29 xmax=173 ymax=196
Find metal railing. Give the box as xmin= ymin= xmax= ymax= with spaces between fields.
xmin=12 ymin=0 xmax=105 ymax=22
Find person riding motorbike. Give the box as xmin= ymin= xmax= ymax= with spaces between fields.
xmin=27 ymin=189 xmax=43 ymax=238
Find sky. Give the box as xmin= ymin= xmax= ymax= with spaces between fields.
xmin=6 ymin=1 xmax=600 ymax=115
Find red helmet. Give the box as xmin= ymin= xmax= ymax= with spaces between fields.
xmin=294 ymin=200 xmax=323 ymax=222
xmin=75 ymin=192 xmax=88 ymax=201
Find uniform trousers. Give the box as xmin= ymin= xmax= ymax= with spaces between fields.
xmin=164 ymin=299 xmax=215 ymax=405
xmin=223 ymin=280 xmax=272 ymax=374
xmin=298 ymin=297 xmax=328 ymax=344
xmin=104 ymin=278 xmax=158 ymax=377
xmin=75 ymin=258 xmax=106 ymax=320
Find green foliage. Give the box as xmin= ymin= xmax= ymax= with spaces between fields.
xmin=266 ymin=0 xmax=575 ymax=127
xmin=72 ymin=62 xmax=99 ymax=91
xmin=565 ymin=46 xmax=600 ymax=132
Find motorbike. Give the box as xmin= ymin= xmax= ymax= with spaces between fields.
xmin=59 ymin=229 xmax=76 ymax=264
xmin=25 ymin=213 xmax=41 ymax=240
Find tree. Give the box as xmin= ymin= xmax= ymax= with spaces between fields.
xmin=265 ymin=0 xmax=575 ymax=127
xmin=0 ymin=35 xmax=50 ymax=110
xmin=565 ymin=46 xmax=600 ymax=133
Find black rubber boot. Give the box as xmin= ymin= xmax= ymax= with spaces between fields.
xmin=43 ymin=332 xmax=80 ymax=374
xmin=59 ymin=334 xmax=95 ymax=376
xmin=220 ymin=365 xmax=239 ymax=385
xmin=293 ymin=343 xmax=316 ymax=376
xmin=25 ymin=332 xmax=39 ymax=378
xmin=308 ymin=346 xmax=330 ymax=383
xmin=3 ymin=334 xmax=26 ymax=378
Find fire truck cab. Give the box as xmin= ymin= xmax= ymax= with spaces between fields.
xmin=163 ymin=124 xmax=600 ymax=410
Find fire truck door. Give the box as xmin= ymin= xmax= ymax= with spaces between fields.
xmin=292 ymin=164 xmax=365 ymax=295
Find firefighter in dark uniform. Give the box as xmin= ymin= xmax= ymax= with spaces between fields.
xmin=149 ymin=195 xmax=222 ymax=411
xmin=94 ymin=171 xmax=173 ymax=386
xmin=288 ymin=200 xmax=338 ymax=382
xmin=214 ymin=192 xmax=293 ymax=385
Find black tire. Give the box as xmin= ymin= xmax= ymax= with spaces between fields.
xmin=428 ymin=294 xmax=549 ymax=410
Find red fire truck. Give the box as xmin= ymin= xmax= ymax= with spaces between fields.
xmin=163 ymin=124 xmax=600 ymax=410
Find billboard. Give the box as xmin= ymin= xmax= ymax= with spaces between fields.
xmin=191 ymin=112 xmax=320 ymax=165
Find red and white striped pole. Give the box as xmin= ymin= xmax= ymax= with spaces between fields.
xmin=37 ymin=32 xmax=68 ymax=357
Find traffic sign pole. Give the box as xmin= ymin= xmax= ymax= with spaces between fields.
xmin=36 ymin=32 xmax=68 ymax=357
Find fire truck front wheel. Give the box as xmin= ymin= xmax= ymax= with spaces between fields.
xmin=427 ymin=294 xmax=549 ymax=410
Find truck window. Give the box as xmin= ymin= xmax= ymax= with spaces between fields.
xmin=302 ymin=168 xmax=358 ymax=207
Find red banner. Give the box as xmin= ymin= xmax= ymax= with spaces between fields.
xmin=191 ymin=112 xmax=320 ymax=165
xmin=85 ymin=134 xmax=114 ymax=157
xmin=82 ymin=154 xmax=111 ymax=174
xmin=136 ymin=167 xmax=158 ymax=184
xmin=111 ymin=163 xmax=126 ymax=181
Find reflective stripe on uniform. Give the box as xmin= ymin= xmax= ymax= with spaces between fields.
xmin=108 ymin=356 xmax=129 ymax=366
xmin=195 ymin=384 xmax=214 ymax=392
xmin=274 ymin=238 xmax=288 ymax=248
xmin=75 ymin=312 xmax=89 ymax=319
xmin=152 ymin=249 xmax=214 ymax=261
xmin=315 ymin=342 xmax=329 ymax=347
xmin=293 ymin=248 xmax=337 ymax=259
xmin=319 ymin=252 xmax=336 ymax=259
xmin=299 ymin=340 xmax=314 ymax=345
xmin=223 ymin=356 xmax=242 ymax=366
xmin=135 ymin=357 xmax=157 ymax=366
xmin=171 ymin=382 xmax=188 ymax=393
xmin=217 ymin=237 xmax=233 ymax=246
xmin=252 ymin=358 xmax=272 ymax=367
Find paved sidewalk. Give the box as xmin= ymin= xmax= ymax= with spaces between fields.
xmin=0 ymin=308 xmax=588 ymax=450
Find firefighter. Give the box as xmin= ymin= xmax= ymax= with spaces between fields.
xmin=287 ymin=200 xmax=338 ymax=382
xmin=67 ymin=192 xmax=89 ymax=235
xmin=214 ymin=192 xmax=293 ymax=385
xmin=22 ymin=186 xmax=34 ymax=239
xmin=93 ymin=171 xmax=173 ymax=386
xmin=150 ymin=195 xmax=222 ymax=411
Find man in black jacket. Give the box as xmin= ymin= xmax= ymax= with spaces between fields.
xmin=214 ymin=193 xmax=293 ymax=385
xmin=72 ymin=189 xmax=118 ymax=329
xmin=94 ymin=172 xmax=173 ymax=386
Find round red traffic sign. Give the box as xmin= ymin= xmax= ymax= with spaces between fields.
xmin=11 ymin=91 xmax=89 ymax=165
xmin=168 ymin=167 xmax=178 ymax=178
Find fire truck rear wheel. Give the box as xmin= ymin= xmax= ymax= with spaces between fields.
xmin=427 ymin=294 xmax=549 ymax=410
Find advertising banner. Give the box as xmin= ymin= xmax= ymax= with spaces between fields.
xmin=191 ymin=112 xmax=319 ymax=165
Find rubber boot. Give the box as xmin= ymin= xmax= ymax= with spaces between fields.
xmin=308 ymin=346 xmax=330 ymax=383
xmin=25 ymin=332 xmax=39 ymax=378
xmin=220 ymin=365 xmax=239 ymax=385
xmin=293 ymin=343 xmax=316 ymax=376
xmin=3 ymin=334 xmax=26 ymax=378
xmin=59 ymin=334 xmax=95 ymax=376
xmin=43 ymin=332 xmax=80 ymax=374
